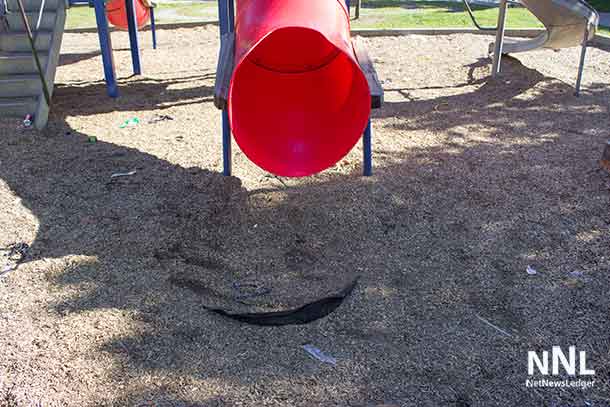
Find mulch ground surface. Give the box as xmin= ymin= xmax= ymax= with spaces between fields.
xmin=1 ymin=25 xmax=609 ymax=406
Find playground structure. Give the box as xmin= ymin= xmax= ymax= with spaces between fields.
xmin=213 ymin=0 xmax=383 ymax=177
xmin=0 ymin=0 xmax=156 ymax=128
xmin=0 ymin=0 xmax=603 ymax=170
xmin=212 ymin=0 xmax=599 ymax=177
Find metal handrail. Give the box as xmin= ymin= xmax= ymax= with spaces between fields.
xmin=0 ymin=0 xmax=8 ymax=30
xmin=15 ymin=0 xmax=51 ymax=106
xmin=34 ymin=0 xmax=45 ymax=31
xmin=461 ymin=0 xmax=522 ymax=32
xmin=461 ymin=0 xmax=498 ymax=31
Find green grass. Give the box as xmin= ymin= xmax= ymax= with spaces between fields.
xmin=354 ymin=1 xmax=610 ymax=36
xmin=156 ymin=2 xmax=216 ymax=19
xmin=588 ymin=0 xmax=610 ymax=12
xmin=65 ymin=7 xmax=97 ymax=29
xmin=66 ymin=2 xmax=540 ymax=30
xmin=65 ymin=0 xmax=609 ymax=37
xmin=65 ymin=2 xmax=216 ymax=29
xmin=351 ymin=2 xmax=544 ymax=29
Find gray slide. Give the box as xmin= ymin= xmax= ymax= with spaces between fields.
xmin=493 ymin=0 xmax=599 ymax=54
xmin=490 ymin=0 xmax=599 ymax=94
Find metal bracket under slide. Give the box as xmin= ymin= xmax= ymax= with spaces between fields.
xmin=214 ymin=31 xmax=234 ymax=110
xmin=352 ymin=36 xmax=384 ymax=109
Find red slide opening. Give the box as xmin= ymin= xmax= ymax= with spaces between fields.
xmin=106 ymin=0 xmax=150 ymax=30
xmin=228 ymin=0 xmax=371 ymax=177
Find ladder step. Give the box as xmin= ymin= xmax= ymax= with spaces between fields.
xmin=5 ymin=0 xmax=59 ymax=12
xmin=4 ymin=12 xmax=58 ymax=31
xmin=0 ymin=0 xmax=65 ymax=128
xmin=0 ymin=31 xmax=53 ymax=52
xmin=0 ymin=51 xmax=50 ymax=75
xmin=0 ymin=96 xmax=38 ymax=117
xmin=0 ymin=74 xmax=44 ymax=98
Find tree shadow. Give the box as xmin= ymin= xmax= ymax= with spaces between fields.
xmin=1 ymin=53 xmax=609 ymax=406
xmin=376 ymin=55 xmax=609 ymax=139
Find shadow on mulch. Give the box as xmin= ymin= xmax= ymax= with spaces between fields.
xmin=1 ymin=56 xmax=610 ymax=406
xmin=53 ymin=72 xmax=216 ymax=115
xmin=58 ymin=48 xmax=134 ymax=68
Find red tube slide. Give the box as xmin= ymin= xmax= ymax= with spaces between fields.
xmin=228 ymin=0 xmax=371 ymax=177
xmin=106 ymin=0 xmax=151 ymax=29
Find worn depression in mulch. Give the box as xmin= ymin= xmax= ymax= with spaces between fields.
xmin=1 ymin=25 xmax=609 ymax=406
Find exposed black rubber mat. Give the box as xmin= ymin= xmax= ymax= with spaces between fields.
xmin=173 ymin=276 xmax=359 ymax=326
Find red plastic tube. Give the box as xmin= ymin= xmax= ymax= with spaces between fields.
xmin=106 ymin=0 xmax=150 ymax=29
xmin=228 ymin=0 xmax=371 ymax=177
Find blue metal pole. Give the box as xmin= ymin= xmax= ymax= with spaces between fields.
xmin=150 ymin=6 xmax=157 ymax=50
xmin=218 ymin=0 xmax=228 ymax=35
xmin=363 ymin=119 xmax=372 ymax=176
xmin=92 ymin=0 xmax=118 ymax=97
xmin=222 ymin=110 xmax=232 ymax=176
xmin=125 ymin=0 xmax=142 ymax=75
xmin=228 ymin=0 xmax=234 ymax=32
xmin=218 ymin=0 xmax=231 ymax=175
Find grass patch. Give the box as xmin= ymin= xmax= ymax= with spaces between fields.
xmin=66 ymin=2 xmax=216 ymax=29
xmin=351 ymin=3 xmax=543 ymax=29
xmin=66 ymin=2 xmax=541 ymax=30
xmin=65 ymin=0 xmax=608 ymax=37
xmin=65 ymin=7 xmax=97 ymax=29
xmin=155 ymin=2 xmax=216 ymax=19
xmin=588 ymin=0 xmax=610 ymax=12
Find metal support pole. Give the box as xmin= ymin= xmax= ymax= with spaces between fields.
xmin=125 ymin=0 xmax=142 ymax=75
xmin=150 ymin=6 xmax=157 ymax=50
xmin=218 ymin=0 xmax=228 ymax=35
xmin=93 ymin=0 xmax=118 ymax=97
xmin=218 ymin=0 xmax=233 ymax=175
xmin=363 ymin=119 xmax=372 ymax=176
xmin=491 ymin=0 xmax=508 ymax=77
xmin=575 ymin=27 xmax=589 ymax=97
xmin=222 ymin=110 xmax=232 ymax=176
xmin=355 ymin=0 xmax=361 ymax=19
xmin=227 ymin=0 xmax=234 ymax=31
